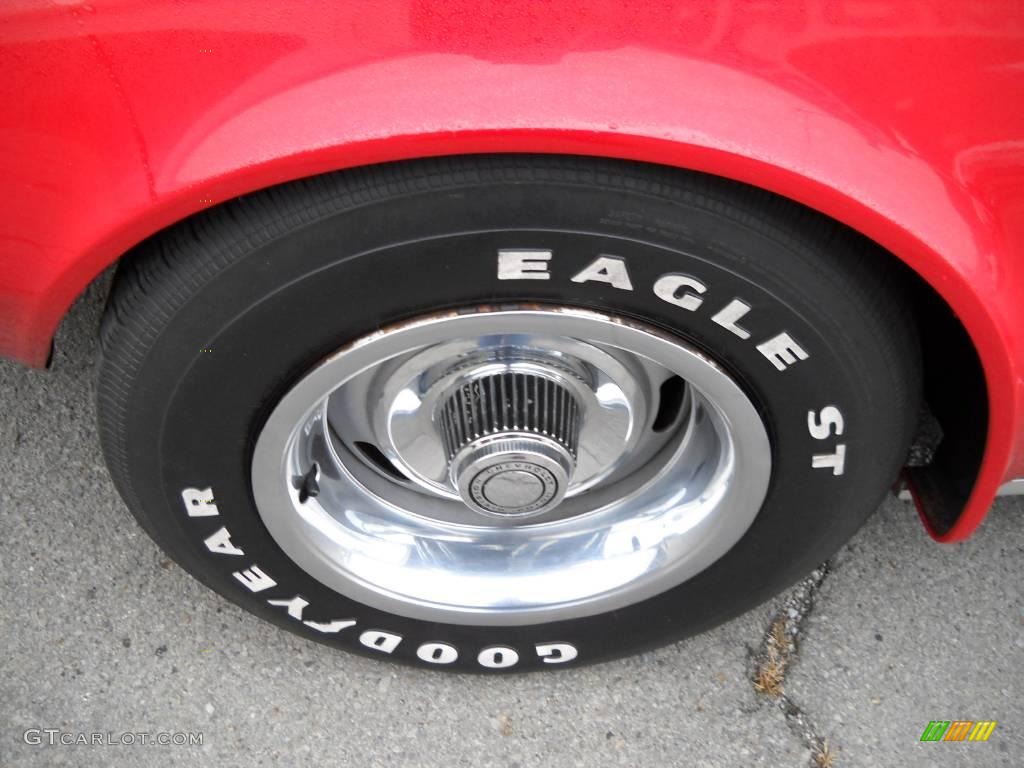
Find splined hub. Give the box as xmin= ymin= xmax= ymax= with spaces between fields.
xmin=439 ymin=371 xmax=581 ymax=517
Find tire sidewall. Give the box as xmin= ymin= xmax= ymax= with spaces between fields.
xmin=114 ymin=167 xmax=909 ymax=671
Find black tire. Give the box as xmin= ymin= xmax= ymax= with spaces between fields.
xmin=97 ymin=156 xmax=920 ymax=672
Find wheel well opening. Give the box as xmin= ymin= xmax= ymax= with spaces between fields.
xmin=61 ymin=154 xmax=989 ymax=537
xmin=902 ymin=277 xmax=988 ymax=536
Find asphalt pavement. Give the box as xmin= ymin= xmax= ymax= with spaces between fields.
xmin=1 ymin=282 xmax=1021 ymax=767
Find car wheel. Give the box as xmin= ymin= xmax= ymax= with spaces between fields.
xmin=97 ymin=156 xmax=921 ymax=672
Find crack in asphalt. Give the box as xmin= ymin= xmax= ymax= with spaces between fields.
xmin=751 ymin=563 xmax=835 ymax=767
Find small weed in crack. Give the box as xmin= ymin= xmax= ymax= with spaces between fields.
xmin=813 ymin=740 xmax=837 ymax=768
xmin=753 ymin=617 xmax=789 ymax=697
xmin=751 ymin=564 xmax=835 ymax=767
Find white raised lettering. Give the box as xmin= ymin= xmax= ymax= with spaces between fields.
xmin=497 ymin=249 xmax=551 ymax=280
xmin=653 ymin=274 xmax=706 ymax=311
xmin=267 ymin=595 xmax=309 ymax=620
xmin=417 ymin=642 xmax=459 ymax=664
xmin=303 ymin=619 xmax=357 ymax=634
xmin=359 ymin=630 xmax=403 ymax=654
xmin=812 ymin=444 xmax=847 ymax=475
xmin=807 ymin=406 xmax=845 ymax=440
xmin=570 ymin=256 xmax=633 ymax=291
xmin=203 ymin=526 xmax=245 ymax=556
xmin=535 ymin=642 xmax=578 ymax=664
xmin=711 ymin=299 xmax=752 ymax=339
xmin=478 ymin=646 xmax=519 ymax=669
xmin=757 ymin=332 xmax=810 ymax=371
xmin=181 ymin=487 xmax=219 ymax=517
xmin=232 ymin=565 xmax=276 ymax=593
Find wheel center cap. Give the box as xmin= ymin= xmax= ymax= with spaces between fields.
xmin=481 ymin=468 xmax=545 ymax=508
xmin=440 ymin=370 xmax=580 ymax=517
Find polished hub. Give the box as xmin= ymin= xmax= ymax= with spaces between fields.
xmin=440 ymin=371 xmax=580 ymax=517
xmin=354 ymin=331 xmax=651 ymax=526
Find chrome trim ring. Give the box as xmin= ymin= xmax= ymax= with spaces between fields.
xmin=251 ymin=307 xmax=771 ymax=626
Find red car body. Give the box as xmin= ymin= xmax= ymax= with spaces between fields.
xmin=2 ymin=1 xmax=1022 ymax=542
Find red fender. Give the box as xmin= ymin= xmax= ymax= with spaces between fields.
xmin=2 ymin=1 xmax=1022 ymax=540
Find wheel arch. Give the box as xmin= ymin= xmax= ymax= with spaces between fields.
xmin=33 ymin=134 xmax=1010 ymax=543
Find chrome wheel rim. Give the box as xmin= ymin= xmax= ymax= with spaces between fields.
xmin=251 ymin=307 xmax=771 ymax=626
